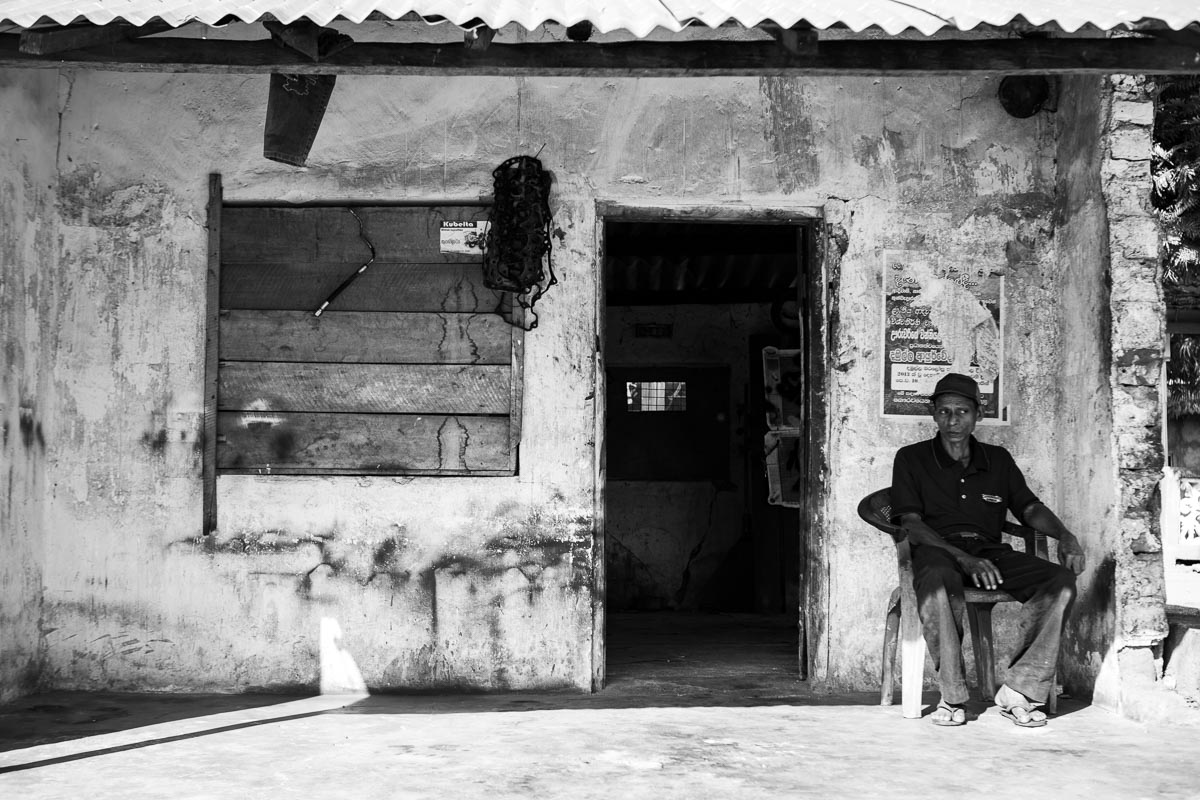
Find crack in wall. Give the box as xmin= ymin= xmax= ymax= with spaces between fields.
xmin=673 ymin=489 xmax=722 ymax=606
xmin=55 ymin=73 xmax=75 ymax=178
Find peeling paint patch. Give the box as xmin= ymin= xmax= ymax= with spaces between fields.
xmin=939 ymin=145 xmax=978 ymax=198
xmin=852 ymin=129 xmax=903 ymax=172
xmin=1114 ymin=348 xmax=1159 ymax=369
xmin=57 ymin=169 xmax=174 ymax=230
xmin=966 ymin=191 xmax=1056 ymax=225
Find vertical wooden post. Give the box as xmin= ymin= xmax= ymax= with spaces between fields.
xmin=508 ymin=297 xmax=525 ymax=472
xmin=591 ymin=208 xmax=608 ymax=692
xmin=797 ymin=222 xmax=813 ymax=679
xmin=202 ymin=173 xmax=222 ymax=535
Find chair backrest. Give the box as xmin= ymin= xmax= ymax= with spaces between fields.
xmin=858 ymin=486 xmax=1048 ymax=558
xmin=858 ymin=488 xmax=903 ymax=540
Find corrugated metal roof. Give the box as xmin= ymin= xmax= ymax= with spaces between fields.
xmin=2 ymin=1 xmax=1199 ymax=38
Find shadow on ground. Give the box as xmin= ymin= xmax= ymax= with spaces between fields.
xmin=0 ymin=610 xmax=1089 ymax=758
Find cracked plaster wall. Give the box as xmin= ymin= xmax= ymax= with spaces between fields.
xmin=0 ymin=70 xmax=57 ymax=702
xmin=0 ymin=39 xmax=1150 ymax=696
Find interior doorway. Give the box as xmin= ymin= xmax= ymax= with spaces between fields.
xmin=600 ymin=215 xmax=815 ymax=687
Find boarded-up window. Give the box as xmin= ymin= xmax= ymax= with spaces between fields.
xmin=212 ymin=203 xmax=522 ymax=477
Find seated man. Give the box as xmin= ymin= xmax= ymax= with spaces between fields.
xmin=890 ymin=373 xmax=1086 ymax=727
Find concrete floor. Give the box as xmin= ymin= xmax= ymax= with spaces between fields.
xmin=2 ymin=612 xmax=1199 ymax=799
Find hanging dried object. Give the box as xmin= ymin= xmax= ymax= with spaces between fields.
xmin=483 ymin=155 xmax=557 ymax=330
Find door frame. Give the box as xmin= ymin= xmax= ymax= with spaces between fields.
xmin=590 ymin=201 xmax=832 ymax=689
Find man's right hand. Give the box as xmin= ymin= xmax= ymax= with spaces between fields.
xmin=956 ymin=555 xmax=1003 ymax=590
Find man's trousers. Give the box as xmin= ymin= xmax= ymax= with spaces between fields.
xmin=911 ymin=536 xmax=1077 ymax=705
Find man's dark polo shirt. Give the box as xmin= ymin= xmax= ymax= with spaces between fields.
xmin=890 ymin=434 xmax=1040 ymax=541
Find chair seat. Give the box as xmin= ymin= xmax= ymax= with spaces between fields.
xmin=963 ymin=589 xmax=1015 ymax=604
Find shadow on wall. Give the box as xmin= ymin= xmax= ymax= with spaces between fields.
xmin=1064 ymin=554 xmax=1116 ymax=700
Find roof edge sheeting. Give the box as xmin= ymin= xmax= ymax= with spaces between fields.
xmin=3 ymin=2 xmax=1200 ymax=39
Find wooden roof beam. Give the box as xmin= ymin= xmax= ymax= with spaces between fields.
xmin=3 ymin=34 xmax=1200 ymax=75
xmin=764 ymin=23 xmax=817 ymax=57
xmin=18 ymin=19 xmax=175 ymax=56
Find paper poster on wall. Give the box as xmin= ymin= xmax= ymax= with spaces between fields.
xmin=881 ymin=250 xmax=1006 ymax=422
xmin=439 ymin=220 xmax=488 ymax=254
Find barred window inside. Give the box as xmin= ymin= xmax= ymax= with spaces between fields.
xmin=626 ymin=381 xmax=687 ymax=412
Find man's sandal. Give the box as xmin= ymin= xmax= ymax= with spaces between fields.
xmin=994 ymin=686 xmax=1048 ymax=728
xmin=931 ymin=700 xmax=967 ymax=727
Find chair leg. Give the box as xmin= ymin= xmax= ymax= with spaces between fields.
xmin=966 ymin=603 xmax=997 ymax=702
xmin=899 ymin=583 xmax=926 ymax=719
xmin=1046 ymin=672 xmax=1058 ymax=715
xmin=881 ymin=587 xmax=901 ymax=706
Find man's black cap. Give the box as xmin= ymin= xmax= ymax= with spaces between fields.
xmin=930 ymin=372 xmax=982 ymax=406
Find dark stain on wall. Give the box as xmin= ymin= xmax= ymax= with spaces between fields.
xmin=851 ymin=129 xmax=906 ymax=173
xmin=141 ymin=429 xmax=169 ymax=453
xmin=372 ymin=535 xmax=404 ymax=573
xmin=851 ymin=135 xmax=883 ymax=168
xmin=1082 ymin=554 xmax=1116 ymax=619
xmin=163 ymin=498 xmax=600 ymax=691
xmin=759 ymin=77 xmax=820 ymax=193
xmin=270 ymin=429 xmax=296 ymax=460
xmin=18 ymin=404 xmax=44 ymax=450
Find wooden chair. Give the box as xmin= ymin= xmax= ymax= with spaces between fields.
xmin=857 ymin=487 xmax=1057 ymax=719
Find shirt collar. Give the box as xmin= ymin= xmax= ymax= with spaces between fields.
xmin=930 ymin=434 xmax=990 ymax=472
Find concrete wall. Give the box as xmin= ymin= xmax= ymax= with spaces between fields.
xmin=815 ymin=93 xmax=1062 ymax=688
xmin=0 ymin=70 xmax=57 ymax=702
xmin=0 ymin=26 xmax=1156 ymax=696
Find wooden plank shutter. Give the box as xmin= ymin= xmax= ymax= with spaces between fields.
xmin=214 ymin=204 xmax=521 ymax=476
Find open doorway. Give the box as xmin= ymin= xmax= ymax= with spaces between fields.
xmin=600 ymin=215 xmax=814 ymax=690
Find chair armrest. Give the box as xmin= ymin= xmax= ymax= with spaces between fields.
xmin=1002 ymin=521 xmax=1050 ymax=561
xmin=857 ymin=489 xmax=907 ymax=544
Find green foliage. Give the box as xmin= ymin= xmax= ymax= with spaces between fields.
xmin=1153 ymin=77 xmax=1200 ymax=285
xmin=1169 ymin=334 xmax=1200 ymax=416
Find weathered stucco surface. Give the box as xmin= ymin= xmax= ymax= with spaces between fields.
xmin=817 ymin=85 xmax=1062 ymax=688
xmin=0 ymin=70 xmax=57 ymax=702
xmin=0 ymin=33 xmax=1164 ymax=700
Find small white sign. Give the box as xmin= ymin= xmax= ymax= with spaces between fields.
xmin=440 ymin=220 xmax=489 ymax=254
